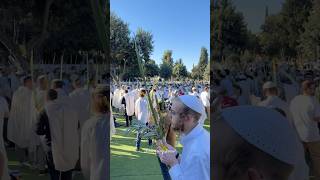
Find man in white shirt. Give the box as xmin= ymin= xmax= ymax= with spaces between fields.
xmin=259 ymin=82 xmax=309 ymax=180
xmin=200 ymin=86 xmax=210 ymax=120
xmin=158 ymin=95 xmax=210 ymax=180
xmin=8 ymin=76 xmax=38 ymax=166
xmin=258 ymin=81 xmax=291 ymax=117
xmin=134 ymin=88 xmax=152 ymax=151
xmin=290 ymin=80 xmax=320 ymax=179
xmin=189 ymin=87 xmax=199 ymax=98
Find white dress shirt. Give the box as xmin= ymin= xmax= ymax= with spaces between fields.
xmin=169 ymin=123 xmax=210 ymax=180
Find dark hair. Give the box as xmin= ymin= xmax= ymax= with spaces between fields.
xmin=47 ymin=89 xmax=58 ymax=101
xmin=23 ymin=76 xmax=32 ymax=84
xmin=52 ymin=80 xmax=64 ymax=89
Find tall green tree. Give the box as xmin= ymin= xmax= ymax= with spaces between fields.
xmin=134 ymin=28 xmax=154 ymax=63
xmin=145 ymin=59 xmax=159 ymax=77
xmin=203 ymin=62 xmax=210 ymax=81
xmin=259 ymin=14 xmax=287 ymax=58
xmin=280 ymin=0 xmax=312 ymax=58
xmin=159 ymin=62 xmax=172 ymax=80
xmin=162 ymin=50 xmax=174 ymax=66
xmin=299 ymin=0 xmax=320 ymax=60
xmin=110 ymin=13 xmax=131 ymax=76
xmin=198 ymin=47 xmax=209 ymax=72
xmin=212 ymin=0 xmax=248 ymax=61
xmin=172 ymin=59 xmax=188 ymax=79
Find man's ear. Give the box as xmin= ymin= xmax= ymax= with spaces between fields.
xmin=247 ymin=168 xmax=264 ymax=180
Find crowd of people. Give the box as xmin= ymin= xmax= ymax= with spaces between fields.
xmin=0 ymin=65 xmax=110 ymax=180
xmin=212 ymin=60 xmax=320 ymax=180
xmin=110 ymin=80 xmax=211 ymax=180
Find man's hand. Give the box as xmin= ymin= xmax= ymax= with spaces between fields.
xmin=157 ymin=142 xmax=179 ymax=167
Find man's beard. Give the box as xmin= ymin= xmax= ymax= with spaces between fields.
xmin=172 ymin=119 xmax=184 ymax=132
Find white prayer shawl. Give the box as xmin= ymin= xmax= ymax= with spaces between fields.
xmin=112 ymin=89 xmax=123 ymax=109
xmin=189 ymin=92 xmax=200 ymax=98
xmin=135 ymin=97 xmax=150 ymax=124
xmin=8 ymin=86 xmax=38 ymax=148
xmin=69 ymin=88 xmax=91 ymax=128
xmin=0 ymin=97 xmax=10 ymax=180
xmin=169 ymin=123 xmax=210 ymax=180
xmin=132 ymin=89 xmax=139 ymax=102
xmin=81 ymin=114 xmax=108 ymax=180
xmin=200 ymin=91 xmax=210 ymax=107
xmin=123 ymin=92 xmax=135 ymax=116
xmin=45 ymin=100 xmax=79 ymax=171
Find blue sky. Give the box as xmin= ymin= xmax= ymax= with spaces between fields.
xmin=111 ymin=0 xmax=210 ymax=72
xmin=233 ymin=0 xmax=284 ymax=32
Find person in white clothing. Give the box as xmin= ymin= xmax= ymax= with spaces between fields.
xmin=158 ymin=95 xmax=210 ymax=180
xmin=134 ymin=88 xmax=152 ymax=151
xmin=259 ymin=81 xmax=309 ymax=180
xmin=122 ymin=89 xmax=135 ymax=127
xmin=189 ymin=87 xmax=199 ymax=98
xmin=69 ymin=78 xmax=91 ymax=128
xmin=200 ymin=86 xmax=210 ymax=120
xmin=8 ymin=76 xmax=38 ymax=166
xmin=43 ymin=88 xmax=79 ymax=180
xmin=290 ymin=80 xmax=320 ymax=179
xmin=81 ymin=85 xmax=109 ymax=180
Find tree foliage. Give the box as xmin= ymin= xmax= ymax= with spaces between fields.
xmin=160 ymin=62 xmax=172 ymax=80
xmin=299 ymin=0 xmax=320 ymax=60
xmin=172 ymin=59 xmax=188 ymax=79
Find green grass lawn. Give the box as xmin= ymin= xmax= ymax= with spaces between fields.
xmin=6 ymin=145 xmax=85 ymax=180
xmin=110 ymin=114 xmax=210 ymax=180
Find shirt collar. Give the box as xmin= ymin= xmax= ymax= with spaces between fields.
xmin=180 ymin=123 xmax=203 ymax=146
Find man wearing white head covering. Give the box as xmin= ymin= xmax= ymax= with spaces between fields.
xmin=69 ymin=78 xmax=91 ymax=128
xmin=44 ymin=89 xmax=79 ymax=180
xmin=81 ymin=85 xmax=109 ymax=180
xmin=258 ymin=81 xmax=291 ymax=118
xmin=213 ymin=106 xmax=307 ymax=180
xmin=158 ymin=95 xmax=210 ymax=180
xmin=122 ymin=88 xmax=135 ymax=127
xmin=8 ymin=76 xmax=38 ymax=166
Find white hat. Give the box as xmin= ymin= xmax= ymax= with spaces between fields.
xmin=221 ymin=106 xmax=300 ymax=165
xmin=178 ymin=95 xmax=205 ymax=115
xmin=263 ymin=81 xmax=277 ymax=90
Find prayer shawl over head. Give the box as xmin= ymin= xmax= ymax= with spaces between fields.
xmin=135 ymin=97 xmax=150 ymax=124
xmin=45 ymin=99 xmax=79 ymax=171
xmin=8 ymin=86 xmax=38 ymax=148
xmin=123 ymin=92 xmax=135 ymax=116
xmin=69 ymin=88 xmax=91 ymax=128
xmin=81 ymin=113 xmax=108 ymax=180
